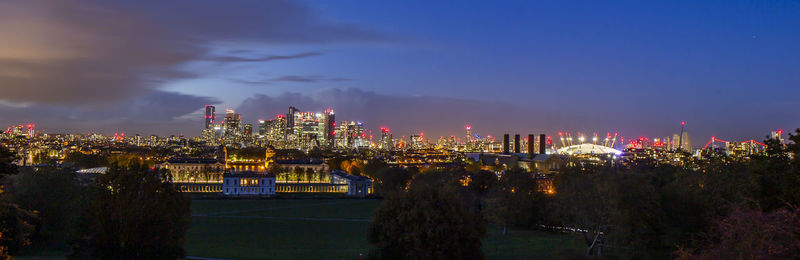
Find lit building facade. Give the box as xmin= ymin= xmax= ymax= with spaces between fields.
xmin=222 ymin=171 xmax=276 ymax=196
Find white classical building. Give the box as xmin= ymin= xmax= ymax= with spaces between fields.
xmin=222 ymin=171 xmax=276 ymax=196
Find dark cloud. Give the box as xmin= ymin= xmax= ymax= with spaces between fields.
xmin=0 ymin=0 xmax=383 ymax=106
xmin=0 ymin=91 xmax=218 ymax=135
xmin=120 ymin=1 xmax=387 ymax=44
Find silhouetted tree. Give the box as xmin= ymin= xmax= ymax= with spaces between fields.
xmin=0 ymin=147 xmax=36 ymax=256
xmin=373 ymin=167 xmax=413 ymax=197
xmin=7 ymin=167 xmax=81 ymax=244
xmin=368 ymin=180 xmax=485 ymax=259
xmin=676 ymin=206 xmax=800 ymax=259
xmin=62 ymin=151 xmax=107 ymax=169
xmin=71 ymin=162 xmax=190 ymax=259
xmin=363 ymin=158 xmax=388 ymax=179
xmin=484 ymin=170 xmax=543 ymax=235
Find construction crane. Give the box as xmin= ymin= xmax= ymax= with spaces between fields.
xmin=610 ymin=132 xmax=618 ymax=148
xmin=703 ymin=136 xmax=767 ymax=150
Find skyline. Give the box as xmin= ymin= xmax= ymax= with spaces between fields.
xmin=3 ymin=102 xmax=785 ymax=149
xmin=1 ymin=0 xmax=799 ymax=140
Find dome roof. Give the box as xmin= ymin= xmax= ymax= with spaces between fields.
xmin=557 ymin=143 xmax=622 ymax=155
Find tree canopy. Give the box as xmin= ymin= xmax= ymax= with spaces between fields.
xmin=368 ymin=178 xmax=485 ymax=259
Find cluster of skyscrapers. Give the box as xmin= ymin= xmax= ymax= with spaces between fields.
xmin=202 ymin=105 xmax=372 ymax=150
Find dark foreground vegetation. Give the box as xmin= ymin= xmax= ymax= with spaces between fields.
xmin=0 ymin=153 xmax=189 ymax=259
xmin=364 ymin=130 xmax=800 ymax=259
xmin=1 ymin=129 xmax=798 ymax=259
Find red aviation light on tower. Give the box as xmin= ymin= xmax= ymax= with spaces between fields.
xmin=465 ymin=125 xmax=472 ymax=130
xmin=681 ymin=121 xmax=686 ymax=126
xmin=380 ymin=127 xmax=389 ymax=133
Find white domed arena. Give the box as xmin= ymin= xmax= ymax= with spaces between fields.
xmin=557 ymin=143 xmax=622 ymax=155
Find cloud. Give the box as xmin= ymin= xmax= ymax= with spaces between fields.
xmin=0 ymin=91 xmax=219 ymax=135
xmin=207 ymin=52 xmax=322 ymax=63
xmin=0 ymin=0 xmax=201 ymax=106
xmin=0 ymin=0 xmax=384 ymax=106
xmin=232 ymin=75 xmax=351 ymax=85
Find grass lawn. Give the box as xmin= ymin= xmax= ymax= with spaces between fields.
xmin=185 ymin=199 xmax=584 ymax=259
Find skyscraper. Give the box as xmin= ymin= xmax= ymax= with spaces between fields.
xmin=243 ymin=124 xmax=253 ymax=137
xmin=465 ymin=125 xmax=472 ymax=143
xmin=380 ymin=127 xmax=392 ymax=150
xmin=224 ymin=109 xmax=242 ymax=137
xmin=204 ymin=105 xmax=215 ymax=129
xmin=680 ymin=131 xmax=691 ymax=152
xmin=323 ymin=108 xmax=335 ymax=147
xmin=286 ymin=106 xmax=298 ymax=134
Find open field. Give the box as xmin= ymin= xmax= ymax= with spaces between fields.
xmin=185 ymin=199 xmax=584 ymax=259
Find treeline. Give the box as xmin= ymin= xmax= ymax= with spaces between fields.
xmin=367 ymin=130 xmax=800 ymax=259
xmin=0 ymin=150 xmax=190 ymax=259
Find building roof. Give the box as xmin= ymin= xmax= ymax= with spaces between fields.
xmin=223 ymin=171 xmax=275 ymax=178
xmin=330 ymin=170 xmax=372 ymax=182
xmin=557 ymin=143 xmax=622 ymax=155
xmin=76 ymin=167 xmax=108 ymax=174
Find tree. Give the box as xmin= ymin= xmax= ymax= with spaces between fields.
xmin=0 ymin=147 xmax=35 ymax=256
xmin=0 ymin=232 xmax=8 ymax=259
xmin=327 ymin=156 xmax=347 ymax=171
xmin=71 ymin=162 xmax=190 ymax=259
xmin=467 ymin=170 xmax=496 ymax=196
xmin=293 ymin=167 xmax=304 ymax=182
xmin=363 ymin=158 xmax=388 ymax=179
xmin=62 ymin=151 xmax=107 ymax=169
xmin=464 ymin=159 xmax=483 ymax=174
xmin=373 ymin=167 xmax=413 ymax=197
xmin=368 ymin=181 xmax=486 ymax=259
xmin=305 ymin=168 xmax=315 ymax=183
xmin=483 ymin=170 xmax=543 ymax=235
xmin=0 ymin=201 xmax=36 ymax=256
xmin=7 ymin=167 xmax=81 ymax=244
xmin=676 ymin=206 xmax=800 ymax=259
xmin=0 ymin=147 xmax=17 ymax=177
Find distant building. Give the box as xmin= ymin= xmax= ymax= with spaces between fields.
xmin=222 ymin=171 xmax=276 ymax=196
xmin=243 ymin=124 xmax=253 ymax=137
xmin=204 ymin=105 xmax=215 ymax=129
xmin=335 ymin=121 xmax=368 ymax=149
xmin=156 ymin=158 xmax=225 ymax=182
xmin=223 ymin=109 xmax=242 ymax=137
xmin=275 ymin=158 xmax=328 ymax=173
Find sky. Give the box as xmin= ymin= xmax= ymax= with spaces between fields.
xmin=1 ymin=0 xmax=798 ymax=142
